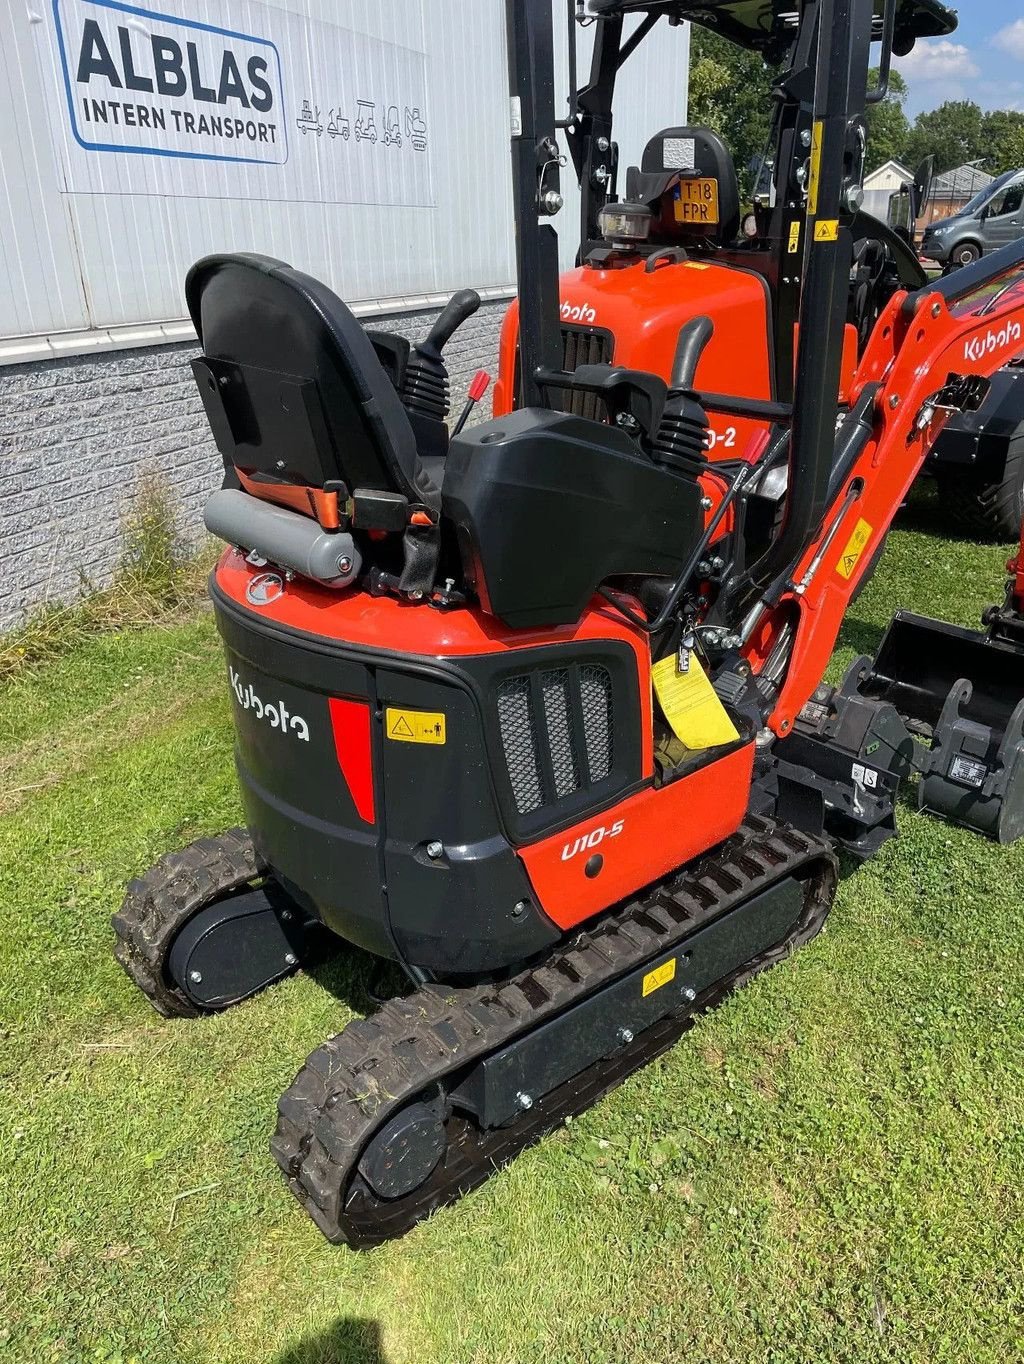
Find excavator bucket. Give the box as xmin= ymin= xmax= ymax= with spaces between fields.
xmin=859 ymin=611 xmax=1024 ymax=843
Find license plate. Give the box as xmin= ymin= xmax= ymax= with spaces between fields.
xmin=674 ymin=177 xmax=720 ymax=226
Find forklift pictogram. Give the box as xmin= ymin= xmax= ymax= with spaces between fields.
xmin=354 ymin=100 xmax=377 ymax=143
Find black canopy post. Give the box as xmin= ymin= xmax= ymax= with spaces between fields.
xmin=505 ymin=0 xmax=565 ymax=409
xmin=752 ymin=0 xmax=875 ymax=590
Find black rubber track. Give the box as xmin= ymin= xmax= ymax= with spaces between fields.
xmin=272 ymin=816 xmax=838 ymax=1248
xmin=935 ymin=436 xmax=1024 ymax=541
xmin=112 ymin=828 xmax=269 ymax=1017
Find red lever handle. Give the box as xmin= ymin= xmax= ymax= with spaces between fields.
xmin=468 ymin=369 xmax=491 ymax=402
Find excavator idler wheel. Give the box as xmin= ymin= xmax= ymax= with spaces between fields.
xmin=112 ymin=828 xmax=318 ymax=1017
xmin=356 ymin=1101 xmax=448 ymax=1200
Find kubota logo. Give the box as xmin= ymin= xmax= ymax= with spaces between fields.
xmin=229 ymin=666 xmax=310 ymax=741
xmin=560 ymin=300 xmax=598 ymax=324
xmin=561 ymin=819 xmax=625 ymax=862
xmin=964 ymin=320 xmax=1022 ymax=365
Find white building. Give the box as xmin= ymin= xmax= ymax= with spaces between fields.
xmin=861 ymin=158 xmax=912 ymax=222
xmin=0 ymin=0 xmax=690 ymax=628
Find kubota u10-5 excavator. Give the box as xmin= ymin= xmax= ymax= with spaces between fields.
xmin=112 ymin=0 xmax=1024 ymax=1247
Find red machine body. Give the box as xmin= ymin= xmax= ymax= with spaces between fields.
xmin=494 ymin=259 xmax=778 ymax=459
xmin=113 ymin=0 xmax=1024 ymax=1252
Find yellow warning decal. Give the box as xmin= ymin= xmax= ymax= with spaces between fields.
xmin=642 ymin=957 xmax=677 ymax=997
xmin=808 ymin=119 xmax=824 ymax=215
xmin=815 ymin=219 xmax=839 ymax=243
xmin=652 ymin=654 xmax=740 ymax=750
xmin=684 ymin=261 xmax=712 ymax=271
xmin=788 ymin=221 xmax=802 ymax=255
xmin=837 ymin=518 xmax=873 ymax=580
xmin=385 ymin=708 xmax=446 ymax=745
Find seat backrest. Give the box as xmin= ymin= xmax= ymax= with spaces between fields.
xmin=185 ymin=253 xmax=439 ymax=510
xmin=628 ymin=126 xmax=741 ymax=245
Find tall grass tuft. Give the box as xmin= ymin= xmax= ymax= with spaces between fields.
xmin=0 ymin=476 xmax=217 ymax=684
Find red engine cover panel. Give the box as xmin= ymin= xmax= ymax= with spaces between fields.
xmin=519 ymin=741 xmax=755 ymax=932
xmin=493 ymin=258 xmax=774 ymax=460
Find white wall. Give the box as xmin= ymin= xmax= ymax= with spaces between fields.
xmin=1 ymin=0 xmax=689 ymax=352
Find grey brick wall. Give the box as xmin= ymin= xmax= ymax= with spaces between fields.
xmin=0 ymin=298 xmax=508 ymax=631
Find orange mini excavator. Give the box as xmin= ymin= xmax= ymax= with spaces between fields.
xmin=114 ymin=0 xmax=1024 ymax=1247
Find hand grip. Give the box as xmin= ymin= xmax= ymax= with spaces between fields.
xmin=671 ymin=315 xmax=715 ymax=391
xmin=422 ymin=289 xmax=482 ymax=358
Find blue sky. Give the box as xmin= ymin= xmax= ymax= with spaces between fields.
xmin=894 ymin=4 xmax=1024 ymax=116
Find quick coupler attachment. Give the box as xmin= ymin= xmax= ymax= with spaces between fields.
xmin=918 ymin=681 xmax=1024 ymax=843
xmin=857 ymin=610 xmax=1024 ymax=844
xmin=755 ymin=656 xmax=918 ymax=859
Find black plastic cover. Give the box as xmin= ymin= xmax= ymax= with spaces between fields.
xmin=443 ymin=407 xmax=703 ymax=628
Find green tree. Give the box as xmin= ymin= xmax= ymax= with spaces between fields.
xmin=982 ymin=110 xmax=1024 ymax=174
xmin=688 ymin=28 xmax=779 ymax=196
xmin=903 ymin=100 xmax=985 ymax=175
xmin=864 ymin=68 xmax=910 ymax=172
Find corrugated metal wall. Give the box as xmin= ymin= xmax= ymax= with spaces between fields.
xmin=1 ymin=0 xmax=689 ymax=348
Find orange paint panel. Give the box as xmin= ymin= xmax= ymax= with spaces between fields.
xmin=494 ymin=259 xmax=774 ymax=463
xmin=519 ymin=742 xmax=755 ymax=932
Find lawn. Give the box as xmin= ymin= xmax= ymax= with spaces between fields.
xmin=2 ymin=495 xmax=1023 ymax=1364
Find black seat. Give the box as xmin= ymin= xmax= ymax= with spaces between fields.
xmin=185 ymin=252 xmax=440 ymax=512
xmin=626 ymin=126 xmax=742 ymax=245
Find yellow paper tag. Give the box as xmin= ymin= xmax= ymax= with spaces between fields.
xmin=385 ymin=708 xmax=446 ymax=745
xmin=836 ymin=518 xmax=873 ymax=580
xmin=808 ymin=119 xmax=824 ymax=216
xmin=642 ymin=957 xmax=677 ymax=997
xmin=652 ymin=654 xmax=741 ymax=750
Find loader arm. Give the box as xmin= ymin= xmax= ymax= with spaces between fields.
xmin=757 ymin=241 xmax=1024 ymax=735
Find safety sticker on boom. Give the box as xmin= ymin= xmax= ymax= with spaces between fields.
xmin=837 ymin=518 xmax=873 ymax=580
xmin=385 ymin=708 xmax=446 ymax=745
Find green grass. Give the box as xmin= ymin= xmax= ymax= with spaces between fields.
xmin=2 ymin=491 xmax=1023 ymax=1364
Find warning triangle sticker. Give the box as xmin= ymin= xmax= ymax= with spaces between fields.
xmin=392 ymin=716 xmax=414 ymax=737
xmin=843 ymin=554 xmax=858 ymax=574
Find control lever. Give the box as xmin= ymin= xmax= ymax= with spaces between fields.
xmin=420 ymin=289 xmax=482 ymax=360
xmin=403 ymin=289 xmax=481 ymax=424
xmin=651 ymin=318 xmax=715 ymax=475
xmin=452 ymin=370 xmax=492 ymax=436
xmin=671 ymin=315 xmax=715 ymax=391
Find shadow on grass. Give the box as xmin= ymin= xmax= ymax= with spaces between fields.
xmin=836 ymin=614 xmax=886 ymax=659
xmin=304 ymin=938 xmax=408 ymax=1017
xmin=274 ymin=1317 xmax=389 ymax=1364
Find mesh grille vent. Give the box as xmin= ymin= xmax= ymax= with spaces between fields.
xmin=579 ymin=665 xmax=613 ymax=783
xmin=541 ymin=670 xmax=580 ymax=797
xmin=496 ymin=675 xmax=544 ymax=814
xmin=496 ymin=665 xmax=614 ymax=817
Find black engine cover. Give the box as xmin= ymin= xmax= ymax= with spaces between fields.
xmin=443 ymin=407 xmax=702 ymax=628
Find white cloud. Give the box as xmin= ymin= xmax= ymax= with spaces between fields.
xmin=993 ymin=19 xmax=1024 ymax=61
xmin=894 ymin=40 xmax=980 ymax=83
